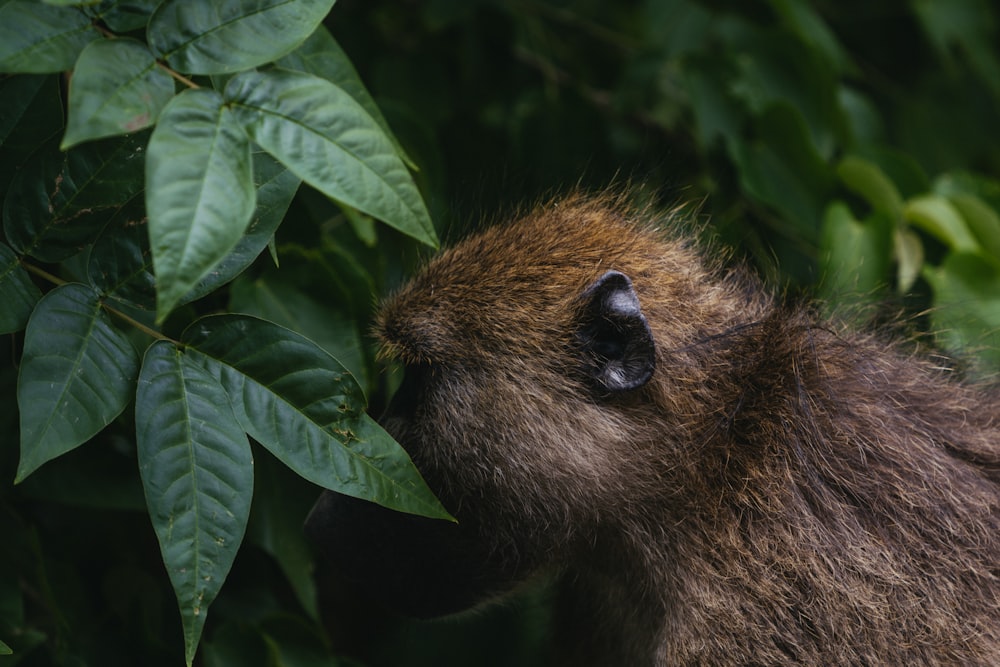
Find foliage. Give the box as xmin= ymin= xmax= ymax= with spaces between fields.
xmin=1 ymin=0 xmax=448 ymax=665
xmin=333 ymin=0 xmax=1000 ymax=367
xmin=2 ymin=1 xmax=1000 ymax=666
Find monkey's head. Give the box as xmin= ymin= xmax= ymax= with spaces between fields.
xmin=306 ymin=195 xmax=763 ymax=618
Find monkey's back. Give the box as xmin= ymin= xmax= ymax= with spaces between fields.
xmin=650 ymin=311 xmax=1000 ymax=665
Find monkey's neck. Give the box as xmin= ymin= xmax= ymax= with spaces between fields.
xmin=565 ymin=306 xmax=846 ymax=663
xmin=551 ymin=534 xmax=672 ymax=667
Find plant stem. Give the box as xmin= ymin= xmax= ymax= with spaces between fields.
xmin=21 ymin=262 xmax=68 ymax=287
xmin=159 ymin=63 xmax=200 ymax=89
xmin=21 ymin=259 xmax=174 ymax=344
xmin=103 ymin=302 xmax=173 ymax=343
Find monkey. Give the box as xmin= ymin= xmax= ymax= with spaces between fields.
xmin=305 ymin=193 xmax=1000 ymax=666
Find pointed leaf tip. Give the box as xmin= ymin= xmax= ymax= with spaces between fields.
xmin=136 ymin=341 xmax=253 ymax=665
xmin=225 ymin=69 xmax=438 ymax=248
xmin=182 ymin=314 xmax=451 ymax=520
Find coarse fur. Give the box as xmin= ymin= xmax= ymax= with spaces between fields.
xmin=307 ymin=193 xmax=1000 ymax=666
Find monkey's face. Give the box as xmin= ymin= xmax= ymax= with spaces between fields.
xmin=307 ymin=199 xmax=680 ymax=618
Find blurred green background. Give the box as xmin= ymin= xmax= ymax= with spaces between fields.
xmin=329 ymin=0 xmax=1000 ymax=367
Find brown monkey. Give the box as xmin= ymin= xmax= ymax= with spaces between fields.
xmin=306 ymin=194 xmax=1000 ymax=666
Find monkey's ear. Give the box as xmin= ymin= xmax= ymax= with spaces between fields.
xmin=577 ymin=270 xmax=656 ymax=392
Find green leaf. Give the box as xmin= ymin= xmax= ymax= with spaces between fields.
xmin=229 ymin=275 xmax=368 ymax=389
xmin=0 ymin=639 xmax=10 ymax=654
xmin=0 ymin=75 xmax=65 ymax=199
xmin=16 ymin=283 xmax=139 ymax=481
xmin=183 ymin=150 xmax=300 ymax=303
xmin=136 ymin=340 xmax=253 ymax=667
xmin=148 ymin=0 xmax=335 ymax=75
xmin=767 ymin=0 xmax=850 ymax=73
xmin=257 ymin=617 xmax=342 ymax=667
xmin=88 ymin=197 xmax=157 ymax=310
xmin=684 ymin=58 xmax=743 ymax=150
xmin=0 ymin=1 xmax=98 ymax=73
xmin=924 ymin=253 xmax=1000 ymax=370
xmin=730 ymin=102 xmax=835 ymax=235
xmin=269 ymin=241 xmax=377 ymax=323
xmin=836 ymin=155 xmax=904 ymax=220
xmin=3 ymin=133 xmax=147 ymax=262
xmin=100 ymin=0 xmax=162 ymax=33
xmin=853 ymin=147 xmax=930 ymax=199
xmin=88 ymin=151 xmax=299 ymax=310
xmin=278 ymin=26 xmax=416 ymax=169
xmin=894 ymin=228 xmax=924 ymax=294
xmin=343 ymin=204 xmax=378 ymax=247
xmin=838 ymin=87 xmax=883 ymax=146
xmin=226 ymin=69 xmax=438 ymax=247
xmin=0 ymin=73 xmax=58 ymax=144
xmin=947 ymin=193 xmax=1000 ymax=260
xmin=145 ymin=88 xmax=255 ymax=323
xmin=913 ymin=0 xmax=1000 ymax=100
xmin=903 ymin=194 xmax=980 ymax=253
xmin=181 ymin=314 xmax=451 ymax=520
xmin=818 ymin=201 xmax=890 ymax=302
xmin=90 ymin=151 xmax=298 ymax=312
xmin=0 ymin=243 xmax=41 ymax=334
xmin=933 ymin=171 xmax=1000 ymax=211
xmin=728 ymin=30 xmax=842 ymax=158
xmin=62 ymin=38 xmax=175 ymax=149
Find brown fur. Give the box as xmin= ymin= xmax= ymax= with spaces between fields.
xmin=364 ymin=194 xmax=1000 ymax=665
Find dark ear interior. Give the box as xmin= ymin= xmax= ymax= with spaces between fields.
xmin=577 ymin=270 xmax=656 ymax=392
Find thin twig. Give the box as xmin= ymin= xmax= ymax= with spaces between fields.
xmin=21 ymin=262 xmax=68 ymax=287
xmin=158 ymin=63 xmax=200 ymax=89
xmin=102 ymin=302 xmax=172 ymax=343
xmin=22 ymin=259 xmax=173 ymax=344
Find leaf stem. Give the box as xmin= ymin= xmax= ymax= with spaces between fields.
xmin=158 ymin=63 xmax=200 ymax=90
xmin=21 ymin=259 xmax=174 ymax=344
xmin=94 ymin=23 xmax=117 ymax=40
xmin=102 ymin=302 xmax=174 ymax=343
xmin=21 ymin=261 xmax=68 ymax=287
xmin=91 ymin=18 xmax=198 ymax=90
